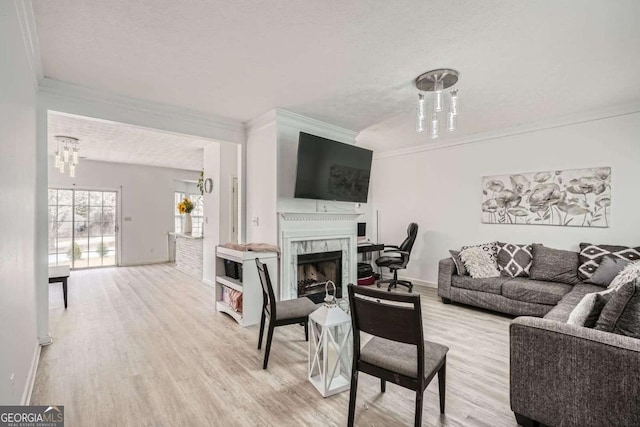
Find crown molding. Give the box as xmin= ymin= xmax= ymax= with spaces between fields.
xmin=245 ymin=109 xmax=359 ymax=142
xmin=274 ymin=109 xmax=359 ymax=142
xmin=38 ymin=78 xmax=245 ymax=140
xmin=14 ymin=0 xmax=43 ymax=89
xmin=373 ymin=103 xmax=640 ymax=160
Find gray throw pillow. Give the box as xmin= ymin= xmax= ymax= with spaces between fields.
xmin=529 ymin=244 xmax=582 ymax=285
xmin=449 ymin=250 xmax=467 ymax=276
xmin=578 ymin=243 xmax=640 ymax=282
xmin=590 ymin=255 xmax=631 ymax=287
xmin=594 ymin=280 xmax=640 ymax=338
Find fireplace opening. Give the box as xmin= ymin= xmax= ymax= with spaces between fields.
xmin=297 ymin=250 xmax=342 ymax=304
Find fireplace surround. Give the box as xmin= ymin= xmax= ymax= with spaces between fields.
xmin=279 ymin=212 xmax=359 ymax=301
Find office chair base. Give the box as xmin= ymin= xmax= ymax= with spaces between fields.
xmin=376 ymin=278 xmax=413 ymax=293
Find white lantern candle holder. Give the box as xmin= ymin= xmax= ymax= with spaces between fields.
xmin=308 ymin=281 xmax=353 ymax=397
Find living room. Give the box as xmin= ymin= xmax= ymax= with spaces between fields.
xmin=2 ymin=1 xmax=639 ymax=426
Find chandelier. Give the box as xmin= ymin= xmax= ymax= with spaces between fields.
xmin=54 ymin=136 xmax=80 ymax=178
xmin=415 ymin=69 xmax=459 ymax=139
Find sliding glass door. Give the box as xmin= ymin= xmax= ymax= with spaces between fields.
xmin=48 ymin=188 xmax=118 ymax=269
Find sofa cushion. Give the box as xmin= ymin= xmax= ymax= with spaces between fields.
xmin=529 ymin=244 xmax=582 ymax=285
xmin=501 ymin=278 xmax=572 ymax=305
xmin=595 ymin=279 xmax=640 ymax=338
xmin=497 ymin=242 xmax=533 ymax=278
xmin=544 ymin=284 xmax=605 ymax=322
xmin=451 ymin=275 xmax=510 ymax=295
xmin=578 ymin=243 xmax=640 ymax=282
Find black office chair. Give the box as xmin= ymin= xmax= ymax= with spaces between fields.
xmin=376 ymin=223 xmax=418 ymax=292
xmin=347 ymin=284 xmax=448 ymax=427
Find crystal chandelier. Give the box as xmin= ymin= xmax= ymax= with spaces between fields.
xmin=54 ymin=136 xmax=80 ymax=178
xmin=415 ymin=69 xmax=459 ymax=139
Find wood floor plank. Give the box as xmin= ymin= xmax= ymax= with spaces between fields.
xmin=32 ymin=264 xmax=517 ymax=426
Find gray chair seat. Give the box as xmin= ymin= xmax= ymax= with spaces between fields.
xmin=274 ymin=297 xmax=317 ymax=321
xmin=360 ymin=336 xmax=449 ymax=379
xmin=501 ymin=278 xmax=572 ymax=305
xmin=452 ymin=275 xmax=510 ymax=295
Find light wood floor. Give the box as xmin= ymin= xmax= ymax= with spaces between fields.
xmin=32 ymin=264 xmax=518 ymax=427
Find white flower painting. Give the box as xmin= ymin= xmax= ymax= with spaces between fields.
xmin=481 ymin=167 xmax=611 ymax=228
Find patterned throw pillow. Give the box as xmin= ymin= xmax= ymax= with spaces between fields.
xmin=578 ymin=243 xmax=640 ymax=282
xmin=460 ymin=242 xmax=499 ymax=268
xmin=497 ymin=242 xmax=533 ymax=278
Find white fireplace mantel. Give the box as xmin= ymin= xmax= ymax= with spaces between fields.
xmin=278 ymin=211 xmax=360 ymax=300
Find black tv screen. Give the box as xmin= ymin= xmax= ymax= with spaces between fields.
xmin=294 ymin=132 xmax=373 ymax=203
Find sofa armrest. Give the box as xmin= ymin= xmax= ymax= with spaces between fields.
xmin=510 ymin=317 xmax=640 ymax=427
xmin=437 ymin=257 xmax=456 ymax=299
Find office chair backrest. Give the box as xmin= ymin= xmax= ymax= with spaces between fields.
xmin=255 ymin=259 xmax=277 ymax=318
xmin=348 ymin=284 xmax=424 ymax=346
xmin=399 ymin=223 xmax=419 ymax=257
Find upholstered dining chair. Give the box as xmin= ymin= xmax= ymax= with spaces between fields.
xmin=347 ymin=284 xmax=448 ymax=427
xmin=255 ymin=258 xmax=318 ymax=369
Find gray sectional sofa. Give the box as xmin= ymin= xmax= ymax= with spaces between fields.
xmin=438 ymin=256 xmax=640 ymax=427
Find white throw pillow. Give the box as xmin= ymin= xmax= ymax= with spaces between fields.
xmin=567 ymin=290 xmax=612 ymax=327
xmin=460 ymin=247 xmax=500 ymax=279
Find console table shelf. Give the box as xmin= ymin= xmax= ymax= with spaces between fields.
xmin=215 ymin=246 xmax=278 ymax=327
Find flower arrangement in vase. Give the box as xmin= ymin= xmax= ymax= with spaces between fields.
xmin=177 ymin=197 xmax=195 ymax=234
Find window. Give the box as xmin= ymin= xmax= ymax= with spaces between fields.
xmin=48 ymin=188 xmax=117 ymax=268
xmin=175 ymin=192 xmax=204 ymax=235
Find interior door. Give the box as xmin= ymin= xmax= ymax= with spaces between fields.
xmin=48 ymin=188 xmax=118 ymax=269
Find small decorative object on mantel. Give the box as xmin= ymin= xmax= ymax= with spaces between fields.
xmin=177 ymin=197 xmax=195 ymax=234
xmin=308 ymin=281 xmax=352 ymax=397
xmin=481 ymin=166 xmax=612 ymax=228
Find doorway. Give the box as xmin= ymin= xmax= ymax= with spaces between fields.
xmin=48 ymin=188 xmax=118 ymax=269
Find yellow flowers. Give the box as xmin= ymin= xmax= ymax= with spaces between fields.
xmin=177 ymin=197 xmax=194 ymax=214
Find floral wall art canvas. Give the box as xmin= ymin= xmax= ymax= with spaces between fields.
xmin=481 ymin=167 xmax=611 ymax=227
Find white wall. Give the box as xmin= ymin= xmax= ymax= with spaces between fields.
xmin=0 ymin=2 xmax=38 ymax=404
xmin=49 ymin=159 xmax=199 ymax=266
xmin=201 ymin=142 xmax=239 ymax=282
xmin=246 ymin=121 xmax=278 ymax=244
xmin=364 ymin=113 xmax=640 ymax=285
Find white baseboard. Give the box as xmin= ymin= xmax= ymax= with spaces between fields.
xmin=119 ymin=259 xmax=169 ymax=267
xmin=379 ymin=273 xmax=437 ymax=289
xmin=21 ymin=340 xmax=41 ymax=405
xmin=202 ymin=278 xmax=215 ymax=288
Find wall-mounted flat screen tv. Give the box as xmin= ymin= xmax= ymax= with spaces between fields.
xmin=294 ymin=132 xmax=373 ymax=203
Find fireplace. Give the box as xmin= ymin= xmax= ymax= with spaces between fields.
xmin=297 ymin=250 xmax=343 ymax=303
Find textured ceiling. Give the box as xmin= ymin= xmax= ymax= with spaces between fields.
xmin=48 ymin=112 xmax=209 ymax=170
xmin=34 ymin=1 xmax=640 ymax=152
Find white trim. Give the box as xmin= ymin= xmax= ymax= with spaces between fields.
xmin=14 ymin=0 xmax=43 ymax=89
xmin=245 ymin=109 xmax=359 ymax=142
xmin=119 ymin=259 xmax=169 ymax=267
xmin=202 ymin=278 xmax=216 ymax=288
xmin=374 ymin=105 xmax=640 ymax=160
xmin=38 ymin=78 xmax=245 ymax=143
xmin=38 ymin=333 xmax=52 ymax=346
xmin=21 ymin=340 xmax=41 ymax=405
